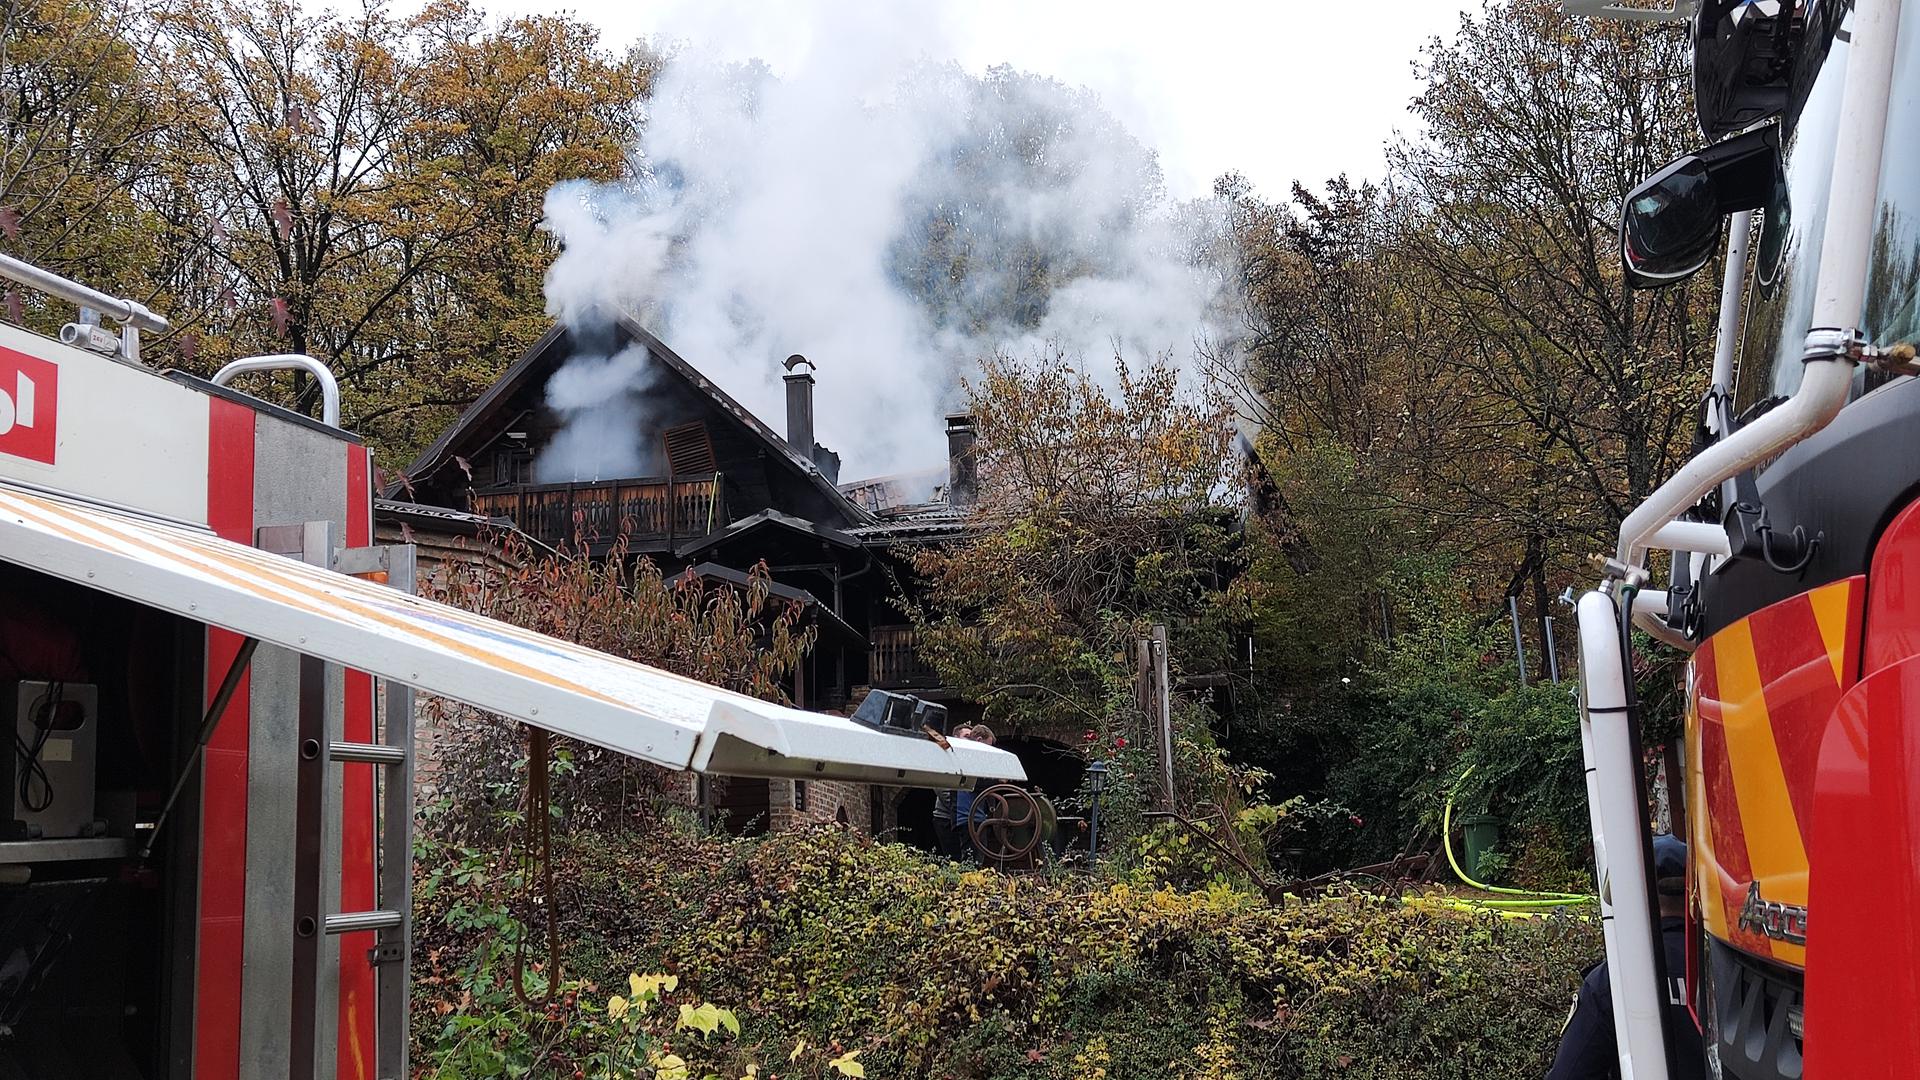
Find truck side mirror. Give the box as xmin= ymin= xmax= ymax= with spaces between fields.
xmin=1621 ymin=125 xmax=1781 ymax=289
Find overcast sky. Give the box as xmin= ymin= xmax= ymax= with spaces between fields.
xmin=484 ymin=0 xmax=1485 ymax=202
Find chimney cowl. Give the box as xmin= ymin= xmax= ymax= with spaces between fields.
xmin=784 ymin=354 xmax=816 ymax=457
xmin=945 ymin=413 xmax=977 ymax=509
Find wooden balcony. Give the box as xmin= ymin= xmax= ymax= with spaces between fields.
xmin=469 ymin=476 xmax=726 ymax=553
xmin=870 ymin=625 xmax=940 ymax=690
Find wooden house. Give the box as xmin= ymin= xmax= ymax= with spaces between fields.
xmin=383 ymin=313 xmax=1018 ymax=837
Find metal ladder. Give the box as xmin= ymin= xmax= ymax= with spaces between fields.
xmin=264 ymin=522 xmax=417 ymax=1080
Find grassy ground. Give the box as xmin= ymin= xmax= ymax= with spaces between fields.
xmin=412 ymin=819 xmax=1598 ymax=1079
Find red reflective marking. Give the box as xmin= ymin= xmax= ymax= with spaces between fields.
xmin=1805 ymin=656 xmax=1920 ymax=1077
xmin=197 ymin=397 xmax=254 ymax=1080
xmin=1693 ymin=643 xmax=1759 ymax=944
xmin=0 ymin=345 xmax=58 ymax=464
xmin=337 ymin=444 xmax=376 ymax=1080
xmin=1864 ymin=498 xmax=1920 ymax=677
xmin=1747 ymin=593 xmax=1841 ymax=834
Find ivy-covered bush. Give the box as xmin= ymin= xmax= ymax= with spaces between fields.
xmin=414 ymin=820 xmax=1597 ymax=1079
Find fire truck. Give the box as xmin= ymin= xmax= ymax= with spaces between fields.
xmin=0 ymin=253 xmax=1022 ymax=1079
xmin=1566 ymin=0 xmax=1920 ymax=1077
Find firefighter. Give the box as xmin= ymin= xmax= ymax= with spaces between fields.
xmin=1546 ymin=834 xmax=1703 ymax=1080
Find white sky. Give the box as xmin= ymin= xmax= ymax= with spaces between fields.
xmin=482 ymin=0 xmax=1484 ymax=201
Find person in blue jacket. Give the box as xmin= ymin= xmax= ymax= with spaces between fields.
xmin=1546 ymin=833 xmax=1704 ymax=1080
xmin=950 ymin=725 xmax=997 ymax=857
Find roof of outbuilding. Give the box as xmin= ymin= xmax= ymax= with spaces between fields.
xmin=846 ymin=504 xmax=980 ymax=545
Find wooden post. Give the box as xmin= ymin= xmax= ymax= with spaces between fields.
xmin=1153 ymin=625 xmax=1173 ymax=809
xmin=1135 ymin=625 xmax=1175 ymax=810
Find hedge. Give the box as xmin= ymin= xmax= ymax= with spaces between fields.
xmin=412 ymin=820 xmax=1597 ymax=1078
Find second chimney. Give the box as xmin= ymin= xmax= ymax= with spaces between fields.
xmin=784 ymin=354 xmax=816 ymax=459
xmin=946 ymin=413 xmax=977 ymax=508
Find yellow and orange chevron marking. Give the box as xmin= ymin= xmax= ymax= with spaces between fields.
xmin=1687 ymin=576 xmax=1862 ymax=968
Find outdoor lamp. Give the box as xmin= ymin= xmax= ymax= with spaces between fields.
xmin=1086 ymin=760 xmax=1109 ymax=859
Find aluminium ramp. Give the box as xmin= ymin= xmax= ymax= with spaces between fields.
xmin=0 ymin=482 xmax=1023 ymax=788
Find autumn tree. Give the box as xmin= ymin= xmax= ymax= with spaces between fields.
xmin=425 ymin=533 xmax=813 ymax=840
xmin=0 ymin=0 xmax=197 ymax=327
xmin=1392 ymin=1 xmax=1715 ymax=581
xmin=910 ymin=350 xmax=1244 ymax=733
xmin=1228 ymin=1 xmax=1713 ymax=667
xmin=1 ymin=0 xmax=650 ymax=463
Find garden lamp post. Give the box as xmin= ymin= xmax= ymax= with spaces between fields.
xmin=1086 ymin=760 xmax=1108 ymax=859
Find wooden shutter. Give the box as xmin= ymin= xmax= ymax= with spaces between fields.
xmin=661 ymin=422 xmax=716 ymax=477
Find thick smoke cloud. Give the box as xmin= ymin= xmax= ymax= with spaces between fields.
xmin=536 ymin=2 xmax=1238 ymax=482
xmin=534 ymin=343 xmax=663 ymax=483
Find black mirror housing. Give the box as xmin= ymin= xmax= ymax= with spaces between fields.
xmin=1621 ymin=125 xmax=1781 ymax=289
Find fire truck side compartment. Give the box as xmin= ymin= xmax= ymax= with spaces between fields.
xmin=0 ymin=562 xmax=204 ymax=1079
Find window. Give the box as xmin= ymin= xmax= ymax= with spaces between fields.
xmin=491 ymin=446 xmax=532 ymax=486
xmin=793 ymin=780 xmax=808 ymax=812
xmin=662 ymin=422 xmax=716 ymax=477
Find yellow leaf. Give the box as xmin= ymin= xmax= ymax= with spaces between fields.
xmin=829 ymin=1050 xmax=865 ymax=1078
xmin=607 ymin=995 xmax=629 ymax=1020
xmin=633 ymin=972 xmax=680 ymax=1002
xmin=790 ymin=1039 xmax=807 ymax=1063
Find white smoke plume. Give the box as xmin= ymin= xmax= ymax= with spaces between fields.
xmin=534 ymin=342 xmax=663 ymax=483
xmin=536 ymin=0 xmax=1239 ymax=482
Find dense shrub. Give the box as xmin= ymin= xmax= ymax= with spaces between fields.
xmin=414 ymin=820 xmax=1598 ymax=1079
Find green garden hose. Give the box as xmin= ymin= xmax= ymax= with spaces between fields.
xmin=1439 ymin=769 xmax=1595 ymax=910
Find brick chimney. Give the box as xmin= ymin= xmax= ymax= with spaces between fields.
xmin=783 ymin=354 xmax=815 ymax=458
xmin=945 ymin=413 xmax=977 ymax=508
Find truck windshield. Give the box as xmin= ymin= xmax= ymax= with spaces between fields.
xmin=1733 ymin=6 xmax=1849 ymax=416
xmin=1737 ymin=2 xmax=1920 ymax=417
xmin=1864 ymin=5 xmax=1920 ymax=350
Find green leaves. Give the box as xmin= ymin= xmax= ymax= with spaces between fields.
xmin=675 ymin=1002 xmax=739 ymax=1039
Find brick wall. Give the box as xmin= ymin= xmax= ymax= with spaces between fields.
xmin=768 ymin=779 xmax=906 ymax=836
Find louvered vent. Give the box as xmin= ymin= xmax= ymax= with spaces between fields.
xmin=662 ymin=421 xmax=716 ymax=477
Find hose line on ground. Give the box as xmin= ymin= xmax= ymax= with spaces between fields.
xmin=1440 ymin=768 xmax=1595 ymax=909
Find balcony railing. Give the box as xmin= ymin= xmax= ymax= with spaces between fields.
xmin=469 ymin=476 xmax=726 ymax=553
xmin=870 ymin=625 xmax=940 ymax=690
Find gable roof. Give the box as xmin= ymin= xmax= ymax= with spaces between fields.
xmin=396 ymin=312 xmax=873 ymax=524
xmin=676 ymin=508 xmax=863 ymax=561
xmin=686 ymin=561 xmax=865 ymax=645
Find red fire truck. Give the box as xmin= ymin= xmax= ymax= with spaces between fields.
xmin=1568 ymin=0 xmax=1920 ymax=1077
xmin=0 ymin=254 xmax=1022 ymax=1079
